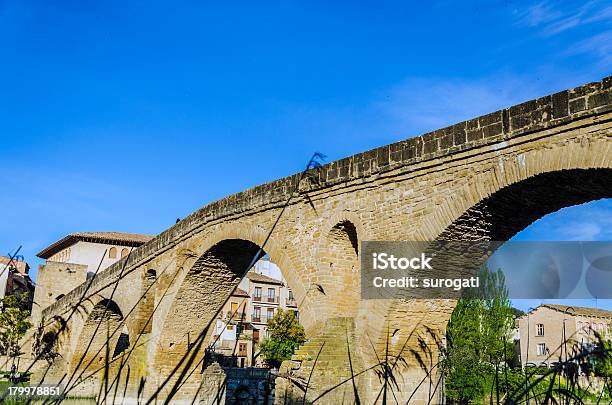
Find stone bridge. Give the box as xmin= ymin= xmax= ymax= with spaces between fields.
xmin=33 ymin=77 xmax=611 ymax=404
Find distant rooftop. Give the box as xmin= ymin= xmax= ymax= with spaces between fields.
xmin=538 ymin=304 xmax=612 ymax=319
xmin=0 ymin=255 xmax=30 ymax=275
xmin=37 ymin=232 xmax=154 ymax=259
xmin=232 ymin=287 xmax=250 ymax=298
xmin=246 ymin=270 xmax=284 ymax=286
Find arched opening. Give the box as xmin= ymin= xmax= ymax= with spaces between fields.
xmin=441 ymin=197 xmax=612 ymax=404
xmin=146 ymin=268 xmax=157 ymax=280
xmin=70 ymin=298 xmax=124 ymax=378
xmin=370 ymin=168 xmax=612 ymax=404
xmin=108 ymin=247 xmax=117 ymax=259
xmin=437 ymin=169 xmax=612 ymax=242
xmin=205 ymin=253 xmax=303 ymax=369
xmin=155 ymin=239 xmax=264 ymax=366
xmin=112 ymin=325 xmax=130 ymax=358
xmin=405 ymin=168 xmax=612 ymax=404
xmin=121 ymin=248 xmax=129 ymax=258
xmin=152 ymin=237 xmax=304 ymax=400
xmin=315 ymin=219 xmax=360 ymax=318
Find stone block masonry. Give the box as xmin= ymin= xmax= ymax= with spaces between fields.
xmin=34 ymin=76 xmax=612 ymax=404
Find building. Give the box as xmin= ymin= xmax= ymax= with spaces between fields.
xmin=32 ymin=232 xmax=153 ymax=323
xmin=210 ymin=287 xmax=253 ymax=368
xmin=517 ymin=304 xmax=612 ymax=367
xmin=0 ymin=255 xmax=35 ymax=310
xmin=208 ymin=257 xmax=300 ymax=368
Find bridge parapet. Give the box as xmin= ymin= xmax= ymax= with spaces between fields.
xmin=42 ymin=76 xmax=611 ymax=323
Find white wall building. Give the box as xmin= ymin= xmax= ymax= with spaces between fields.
xmin=31 ymin=232 xmax=153 ymax=323
xmin=37 ymin=232 xmax=153 ymax=277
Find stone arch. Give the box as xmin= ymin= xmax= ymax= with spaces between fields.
xmin=67 ymin=298 xmax=126 ymax=397
xmin=370 ymin=166 xmax=612 ymax=403
xmin=150 ymin=221 xmax=311 ymax=342
xmin=149 ymin=237 xmax=271 ymax=397
xmin=314 ymin=217 xmax=361 ymax=319
xmin=147 ymin=227 xmax=311 ymax=401
xmin=436 ymin=168 xmax=612 ymax=241
xmin=157 ymin=238 xmax=262 ymax=354
xmin=70 ymin=298 xmax=125 ymax=371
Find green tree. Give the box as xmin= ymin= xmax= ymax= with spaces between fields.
xmin=259 ymin=310 xmax=305 ymax=368
xmin=593 ymin=328 xmax=612 ymax=378
xmin=0 ymin=293 xmax=32 ymax=359
xmin=442 ymin=266 xmax=515 ymax=404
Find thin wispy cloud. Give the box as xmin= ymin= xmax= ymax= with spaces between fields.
xmin=514 ymin=0 xmax=611 ymax=36
xmin=373 ymin=72 xmax=563 ymax=138
xmin=563 ymin=30 xmax=612 ymax=65
xmin=515 ymin=1 xmax=563 ymax=27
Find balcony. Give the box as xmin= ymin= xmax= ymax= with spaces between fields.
xmin=253 ymin=296 xmax=262 ymax=302
xmin=266 ymin=296 xmax=279 ymax=304
xmin=286 ymin=297 xmax=297 ymax=307
xmin=251 ymin=316 xmax=273 ymax=324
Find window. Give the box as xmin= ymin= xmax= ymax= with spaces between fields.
xmin=239 ymin=343 xmax=247 ymax=355
xmin=254 ymin=287 xmax=262 ymax=301
xmin=268 ymin=288 xmax=275 ymax=302
xmin=253 ymin=307 xmax=261 ymax=321
xmin=121 ymin=248 xmax=129 ymax=258
xmin=253 ymin=329 xmax=260 ymax=342
xmin=537 ymin=343 xmax=546 ymax=356
xmin=288 ymin=290 xmax=294 ymax=300
xmin=227 ymin=325 xmax=234 ymax=330
xmin=231 ymin=302 xmax=238 ymax=313
xmin=536 ymin=323 xmax=544 ymax=336
xmin=109 ymin=247 xmax=117 ymax=259
xmin=267 ymin=308 xmax=274 ymax=321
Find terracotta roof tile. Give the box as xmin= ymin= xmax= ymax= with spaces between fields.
xmin=246 ymin=271 xmax=284 ymax=286
xmin=232 ymin=287 xmax=250 ymax=297
xmin=0 ymin=256 xmax=29 ymax=275
xmin=540 ymin=304 xmax=612 ymax=319
xmin=37 ymin=232 xmax=154 ymax=259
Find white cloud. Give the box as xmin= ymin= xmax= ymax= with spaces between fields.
xmin=514 ymin=0 xmax=610 ymax=35
xmin=514 ymin=1 xmax=563 ymax=27
xmin=563 ymin=30 xmax=612 ymax=65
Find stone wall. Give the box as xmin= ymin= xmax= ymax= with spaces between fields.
xmin=42 ymin=77 xmax=611 ymax=325
xmin=32 ymin=76 xmax=612 ymax=404
xmin=31 ymin=261 xmax=87 ymax=325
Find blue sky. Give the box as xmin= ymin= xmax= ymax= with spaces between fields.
xmin=0 ymin=1 xmax=610 ymax=310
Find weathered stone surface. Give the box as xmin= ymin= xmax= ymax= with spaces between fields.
xmin=31 ymin=76 xmax=612 ymax=404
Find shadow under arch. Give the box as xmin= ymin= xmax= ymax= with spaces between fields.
xmin=148 ymin=237 xmax=303 ymax=401
xmin=367 ymin=168 xmax=612 ymax=404
xmin=67 ymin=297 xmax=126 ymax=397
xmin=437 ymin=168 xmax=612 ymax=242
xmin=156 ymin=238 xmax=263 ymax=354
xmin=314 ymin=219 xmax=361 ymax=319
